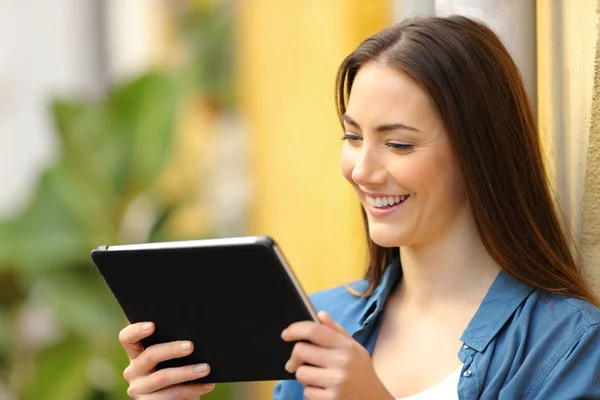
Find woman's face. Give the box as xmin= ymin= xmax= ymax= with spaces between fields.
xmin=340 ymin=62 xmax=468 ymax=248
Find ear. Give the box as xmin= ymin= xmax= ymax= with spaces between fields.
xmin=318 ymin=310 xmax=350 ymax=337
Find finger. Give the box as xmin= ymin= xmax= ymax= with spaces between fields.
xmin=139 ymin=383 xmax=215 ymax=400
xmin=318 ymin=311 xmax=350 ymax=337
xmin=127 ymin=363 xmax=211 ymax=396
xmin=285 ymin=342 xmax=332 ymax=373
xmin=303 ymin=385 xmax=328 ymax=400
xmin=119 ymin=322 xmax=155 ymax=360
xmin=281 ymin=321 xmax=345 ymax=348
xmin=127 ymin=340 xmax=194 ymax=378
xmin=296 ymin=365 xmax=343 ymax=389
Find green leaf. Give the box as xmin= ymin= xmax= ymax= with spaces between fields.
xmin=146 ymin=200 xmax=184 ymax=242
xmin=47 ymin=159 xmax=117 ymax=247
xmin=24 ymin=337 xmax=91 ymax=400
xmin=51 ymin=100 xmax=126 ymax=200
xmin=0 ymin=72 xmax=182 ymax=273
xmin=51 ymin=71 xmax=179 ymax=201
xmin=48 ymin=273 xmax=123 ymax=339
xmin=0 ymin=166 xmax=90 ymax=272
xmin=108 ymin=72 xmax=179 ymax=193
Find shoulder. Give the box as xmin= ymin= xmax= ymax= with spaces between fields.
xmin=559 ymin=296 xmax=600 ymax=326
xmin=510 ymin=290 xmax=600 ymax=354
xmin=503 ymin=291 xmax=600 ymax=398
xmin=519 ymin=290 xmax=600 ymax=334
xmin=531 ymin=294 xmax=600 ymax=397
xmin=308 ymin=279 xmax=371 ymax=334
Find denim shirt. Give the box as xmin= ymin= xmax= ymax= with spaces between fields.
xmin=273 ymin=258 xmax=600 ymax=399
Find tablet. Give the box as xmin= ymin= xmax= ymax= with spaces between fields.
xmin=90 ymin=235 xmax=318 ymax=383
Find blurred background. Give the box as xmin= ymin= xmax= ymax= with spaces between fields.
xmin=0 ymin=0 xmax=599 ymax=399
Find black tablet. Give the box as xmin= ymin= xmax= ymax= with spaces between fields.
xmin=90 ymin=235 xmax=318 ymax=383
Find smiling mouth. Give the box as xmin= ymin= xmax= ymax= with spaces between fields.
xmin=366 ymin=194 xmax=410 ymax=209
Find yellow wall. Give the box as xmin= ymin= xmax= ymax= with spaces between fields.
xmin=537 ymin=0 xmax=600 ymax=292
xmin=237 ymin=1 xmax=390 ymax=397
xmin=238 ymin=1 xmax=390 ymax=293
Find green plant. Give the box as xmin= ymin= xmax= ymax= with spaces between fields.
xmin=178 ymin=1 xmax=235 ymax=111
xmin=0 ymin=1 xmax=241 ymax=397
xmin=0 ymin=70 xmax=233 ymax=399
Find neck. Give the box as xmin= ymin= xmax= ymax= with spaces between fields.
xmin=396 ymin=210 xmax=501 ymax=310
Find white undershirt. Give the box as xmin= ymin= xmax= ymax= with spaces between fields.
xmin=396 ymin=366 xmax=462 ymax=400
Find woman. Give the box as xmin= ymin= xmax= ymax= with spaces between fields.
xmin=118 ymin=16 xmax=600 ymax=399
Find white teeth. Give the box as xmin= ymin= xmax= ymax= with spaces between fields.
xmin=366 ymin=194 xmax=409 ymax=208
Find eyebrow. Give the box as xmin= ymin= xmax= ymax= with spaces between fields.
xmin=342 ymin=113 xmax=420 ymax=132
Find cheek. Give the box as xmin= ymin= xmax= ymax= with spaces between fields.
xmin=386 ymin=155 xmax=431 ymax=191
xmin=387 ymin=150 xmax=461 ymax=200
xmin=419 ymin=151 xmax=465 ymax=205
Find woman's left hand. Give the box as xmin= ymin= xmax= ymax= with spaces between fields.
xmin=281 ymin=311 xmax=394 ymax=400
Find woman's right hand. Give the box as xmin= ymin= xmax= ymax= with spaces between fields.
xmin=119 ymin=322 xmax=215 ymax=399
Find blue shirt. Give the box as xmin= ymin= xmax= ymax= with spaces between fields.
xmin=273 ymin=258 xmax=600 ymax=399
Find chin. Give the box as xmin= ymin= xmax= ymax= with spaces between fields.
xmin=368 ymin=227 xmax=406 ymax=248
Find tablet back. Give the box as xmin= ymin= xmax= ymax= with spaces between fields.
xmin=91 ymin=236 xmax=317 ymax=383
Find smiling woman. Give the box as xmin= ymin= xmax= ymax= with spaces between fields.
xmin=114 ymin=14 xmax=600 ymax=400
xmin=272 ymin=15 xmax=600 ymax=400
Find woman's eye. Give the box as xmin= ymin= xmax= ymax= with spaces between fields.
xmin=341 ymin=133 xmax=362 ymax=142
xmin=387 ymin=142 xmax=414 ymax=151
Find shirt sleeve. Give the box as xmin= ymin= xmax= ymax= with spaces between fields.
xmin=272 ymin=378 xmax=304 ymax=400
xmin=531 ymin=324 xmax=600 ymax=400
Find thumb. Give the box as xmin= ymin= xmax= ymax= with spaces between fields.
xmin=318 ymin=310 xmax=350 ymax=337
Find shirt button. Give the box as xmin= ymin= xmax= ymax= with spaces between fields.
xmin=463 ymin=370 xmax=473 ymax=377
xmin=463 ymin=344 xmax=470 ymax=349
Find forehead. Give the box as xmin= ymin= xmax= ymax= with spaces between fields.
xmin=346 ymin=62 xmax=437 ymax=127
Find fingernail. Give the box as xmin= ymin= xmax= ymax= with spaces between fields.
xmin=281 ymin=329 xmax=287 ymax=338
xmin=194 ymin=363 xmax=208 ymax=373
xmin=284 ymin=360 xmax=291 ymax=372
xmin=181 ymin=342 xmax=191 ymax=351
xmin=202 ymin=383 xmax=215 ymax=391
xmin=141 ymin=322 xmax=152 ymax=331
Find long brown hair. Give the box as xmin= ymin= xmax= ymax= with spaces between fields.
xmin=336 ymin=15 xmax=599 ymax=305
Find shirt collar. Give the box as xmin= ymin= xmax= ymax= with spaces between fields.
xmin=359 ymin=257 xmax=403 ymax=326
xmin=357 ymin=258 xmax=535 ymax=354
xmin=460 ymin=269 xmax=535 ymax=352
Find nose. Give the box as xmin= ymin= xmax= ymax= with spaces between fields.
xmin=351 ymin=145 xmax=387 ymax=187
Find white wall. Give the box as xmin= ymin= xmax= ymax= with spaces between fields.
xmin=0 ymin=0 xmax=106 ymax=217
xmin=0 ymin=0 xmax=160 ymax=219
xmin=393 ymin=0 xmax=537 ymax=111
